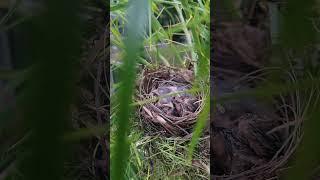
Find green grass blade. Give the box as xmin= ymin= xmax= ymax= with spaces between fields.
xmin=111 ymin=0 xmax=149 ymax=179
xmin=187 ymin=96 xmax=209 ymax=162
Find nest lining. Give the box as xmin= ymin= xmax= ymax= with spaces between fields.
xmin=137 ymin=67 xmax=204 ymax=136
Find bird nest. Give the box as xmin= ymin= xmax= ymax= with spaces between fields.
xmin=212 ymin=111 xmax=293 ymax=180
xmin=137 ymin=67 xmax=204 ymax=136
xmin=211 ymin=28 xmax=301 ymax=177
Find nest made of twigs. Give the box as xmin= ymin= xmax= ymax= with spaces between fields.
xmin=212 ymin=112 xmax=293 ymax=180
xmin=211 ymin=78 xmax=303 ymax=180
xmin=137 ymin=66 xmax=204 ymax=136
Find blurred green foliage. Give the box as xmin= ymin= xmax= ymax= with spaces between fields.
xmin=19 ymin=0 xmax=83 ymax=179
xmin=111 ymin=1 xmax=149 ymax=180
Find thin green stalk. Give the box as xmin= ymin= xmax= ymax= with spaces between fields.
xmin=173 ymin=0 xmax=196 ymax=70
xmin=148 ymin=0 xmax=152 ymax=51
